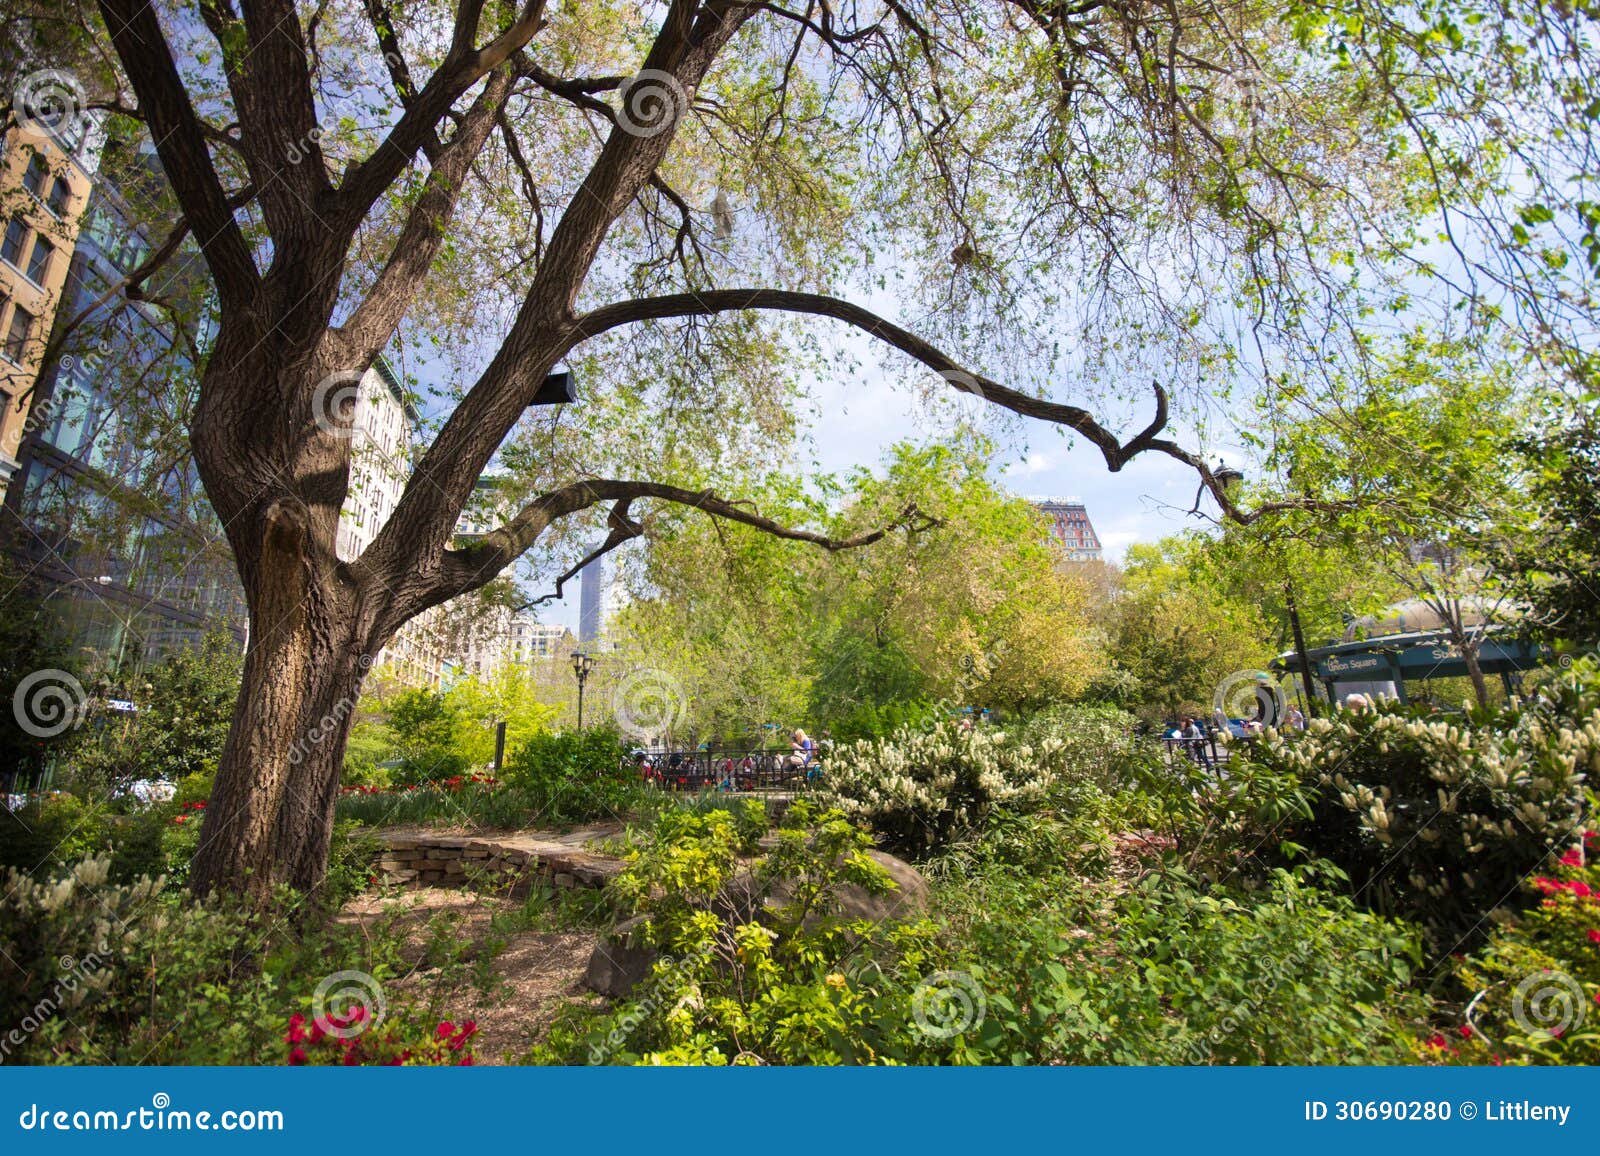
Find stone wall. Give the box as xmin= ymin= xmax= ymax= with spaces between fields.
xmin=374 ymin=832 xmax=626 ymax=894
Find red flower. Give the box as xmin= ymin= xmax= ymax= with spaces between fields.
xmin=1490 ymin=1055 xmax=1503 ymax=1066
xmin=1560 ymin=848 xmax=1584 ymax=867
xmin=287 ymin=1047 xmax=308 ymax=1066
xmin=448 ymin=1021 xmax=478 ymax=1051
xmin=173 ymin=815 xmax=187 ymax=824
xmin=1572 ymin=882 xmax=1594 ymax=899
xmin=1459 ymin=1024 xmax=1473 ymax=1038
xmin=436 ymin=1021 xmax=455 ymax=1041
xmin=1425 ymin=1033 xmax=1448 ymax=1050
xmin=1551 ymin=1026 xmax=1565 ymax=1039
xmin=285 ymin=1013 xmax=307 ymax=1045
xmin=1587 ymin=929 xmax=1600 ymax=945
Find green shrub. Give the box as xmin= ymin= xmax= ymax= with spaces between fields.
xmin=0 ymin=856 xmax=501 ymax=1065
xmin=1244 ymin=686 xmax=1597 ymax=943
xmin=1425 ymin=827 xmax=1599 ymax=1067
xmin=1016 ymin=703 xmax=1144 ymax=792
xmin=500 ymin=727 xmax=640 ymax=826
xmin=533 ymin=799 xmax=946 ymax=1066
xmin=943 ymin=865 xmax=1424 ymax=1065
xmin=0 ymin=793 xmax=112 ymax=879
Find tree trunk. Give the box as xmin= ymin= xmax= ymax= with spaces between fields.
xmin=189 ymin=498 xmax=373 ymax=905
xmin=1461 ymin=640 xmax=1491 ymax=708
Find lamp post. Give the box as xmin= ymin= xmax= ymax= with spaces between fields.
xmin=571 ymin=651 xmax=594 ymax=730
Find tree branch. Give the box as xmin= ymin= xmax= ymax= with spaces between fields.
xmin=435 ymin=478 xmax=932 ymax=604
xmin=335 ymin=68 xmax=514 ymax=365
xmin=96 ymin=0 xmax=259 ymax=310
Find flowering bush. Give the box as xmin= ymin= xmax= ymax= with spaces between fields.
xmin=1244 ymin=686 xmax=1597 ymax=942
xmin=817 ymin=723 xmax=1063 ymax=856
xmin=284 ymin=1009 xmax=478 ymax=1066
xmin=1419 ymin=835 xmax=1599 ymax=1066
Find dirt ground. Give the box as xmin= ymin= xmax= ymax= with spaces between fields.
xmin=336 ymin=886 xmax=604 ymax=1063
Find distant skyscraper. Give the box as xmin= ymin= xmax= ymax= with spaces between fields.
xmin=1033 ymin=498 xmax=1102 ymax=562
xmin=578 ymin=552 xmax=603 ymax=643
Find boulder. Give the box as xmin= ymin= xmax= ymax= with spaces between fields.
xmin=584 ymin=915 xmax=658 ymax=998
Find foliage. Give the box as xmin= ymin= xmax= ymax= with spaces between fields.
xmin=386 ymin=687 xmax=474 ymax=783
xmin=1100 ymin=538 xmax=1272 ymax=721
xmin=0 ymin=792 xmax=112 ymax=880
xmin=0 ymin=856 xmax=499 ymax=1065
xmin=498 ymin=726 xmax=641 ymax=827
xmin=618 ymin=442 xmax=1109 ymax=742
xmin=535 ymin=800 xmax=946 ymax=1066
xmin=1432 ymin=839 xmax=1600 ymax=1067
xmin=1243 ymin=685 xmax=1598 ymax=943
xmin=1495 ymin=408 xmax=1600 ymax=645
xmin=0 ymin=556 xmax=81 ymax=792
xmin=818 ymin=723 xmax=1060 ymax=858
xmin=65 ymin=631 xmax=243 ymax=793
xmin=941 ymin=866 xmax=1423 ymax=1065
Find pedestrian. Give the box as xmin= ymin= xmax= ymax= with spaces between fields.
xmin=1182 ymin=715 xmax=1212 ymax=769
xmin=1285 ymin=704 xmax=1306 ymax=731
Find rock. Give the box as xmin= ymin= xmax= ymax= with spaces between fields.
xmin=717 ymin=848 xmax=929 ymax=927
xmin=585 ymin=915 xmax=659 ymax=998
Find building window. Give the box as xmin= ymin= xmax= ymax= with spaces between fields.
xmin=46 ymin=177 xmax=71 ymax=217
xmin=1 ymin=216 xmax=29 ymax=267
xmin=21 ymin=154 xmax=49 ymax=200
xmin=3 ymin=304 xmax=35 ymax=363
xmin=24 ymin=235 xmax=52 ymax=284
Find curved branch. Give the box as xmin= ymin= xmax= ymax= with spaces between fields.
xmin=564 ymin=288 xmax=1143 ymax=468
xmin=433 ymin=478 xmax=932 ymax=603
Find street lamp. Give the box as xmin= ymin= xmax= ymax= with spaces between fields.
xmin=571 ymin=651 xmax=595 ymax=730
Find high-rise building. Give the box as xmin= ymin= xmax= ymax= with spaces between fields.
xmin=0 ymin=109 xmax=99 ymax=499
xmin=578 ymin=553 xmax=603 ymax=643
xmin=1033 ymin=497 xmax=1102 ymax=562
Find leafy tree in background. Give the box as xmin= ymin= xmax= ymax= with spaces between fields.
xmin=1496 ymin=406 xmax=1600 ymax=646
xmin=1251 ymin=337 xmax=1531 ymax=704
xmin=66 ymin=630 xmax=242 ymax=792
xmin=0 ymin=557 xmax=80 ymax=793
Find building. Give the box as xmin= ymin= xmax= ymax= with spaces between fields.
xmin=0 ymin=109 xmax=99 ymax=499
xmin=3 ymin=134 xmax=246 ymax=671
xmin=578 ymin=553 xmax=603 ymax=643
xmin=330 ymin=359 xmax=457 ymax=688
xmin=511 ymin=619 xmax=574 ymax=663
xmin=1033 ymin=497 xmax=1102 ymax=562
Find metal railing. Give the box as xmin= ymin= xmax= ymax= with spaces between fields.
xmin=626 ymin=748 xmax=823 ymax=793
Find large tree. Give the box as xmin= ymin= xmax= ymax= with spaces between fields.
xmin=21 ymin=0 xmax=1593 ymax=898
